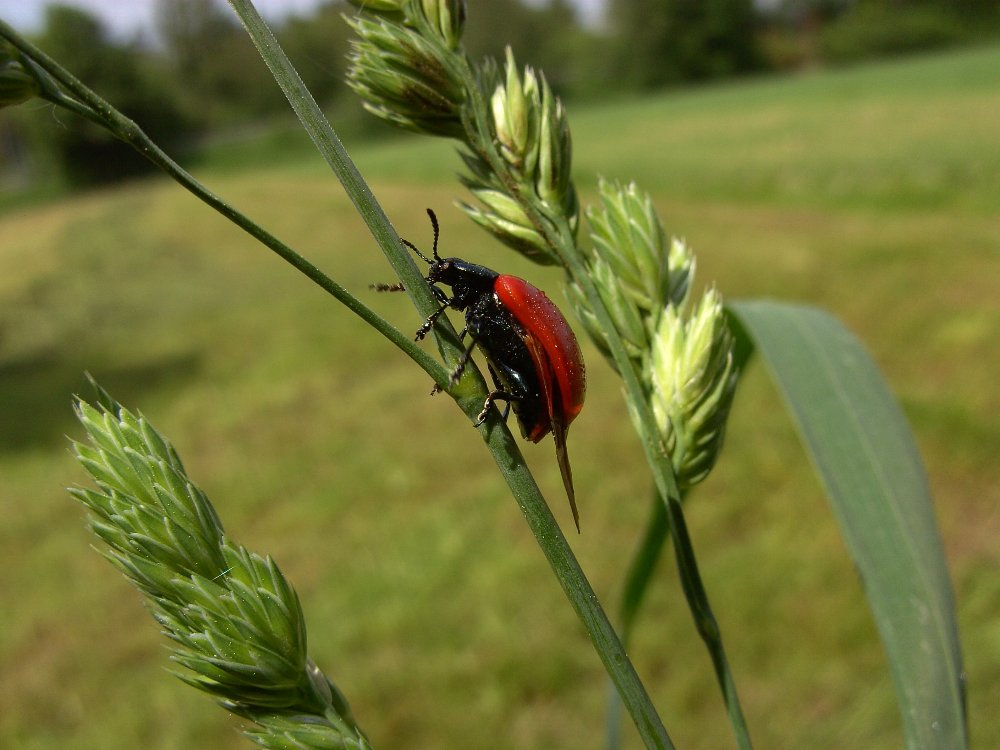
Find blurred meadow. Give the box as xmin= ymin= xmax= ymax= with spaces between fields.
xmin=1 ymin=42 xmax=998 ymax=750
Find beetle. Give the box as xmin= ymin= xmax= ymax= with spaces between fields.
xmin=376 ymin=209 xmax=586 ymax=531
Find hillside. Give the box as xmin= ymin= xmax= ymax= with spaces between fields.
xmin=1 ymin=44 xmax=997 ymax=749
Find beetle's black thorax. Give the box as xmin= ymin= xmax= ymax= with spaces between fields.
xmin=427 ymin=259 xmax=546 ymax=439
xmin=427 ymin=258 xmax=498 ymax=312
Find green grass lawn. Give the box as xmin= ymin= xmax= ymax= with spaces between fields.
xmin=1 ymin=44 xmax=997 ymax=749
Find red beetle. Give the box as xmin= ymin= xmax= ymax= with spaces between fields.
xmin=379 ymin=209 xmax=586 ymax=530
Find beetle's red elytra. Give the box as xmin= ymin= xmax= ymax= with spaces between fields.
xmin=376 ymin=209 xmax=587 ymax=531
xmin=493 ymin=274 xmax=586 ymax=440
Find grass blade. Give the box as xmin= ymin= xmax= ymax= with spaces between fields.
xmin=728 ymin=299 xmax=966 ymax=750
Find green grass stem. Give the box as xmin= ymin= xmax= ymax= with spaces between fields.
xmin=448 ymin=25 xmax=755 ymax=750
xmin=225 ymin=2 xmax=674 ymax=748
xmin=0 ymin=19 xmax=438 ymax=386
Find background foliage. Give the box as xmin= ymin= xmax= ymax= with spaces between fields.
xmin=2 ymin=0 xmax=999 ymax=191
xmin=3 ymin=5 xmax=194 ymax=186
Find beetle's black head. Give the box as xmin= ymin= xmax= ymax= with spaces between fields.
xmin=402 ymin=209 xmax=499 ymax=295
xmin=402 ymin=209 xmax=456 ymax=285
xmin=425 ymin=257 xmax=455 ymax=285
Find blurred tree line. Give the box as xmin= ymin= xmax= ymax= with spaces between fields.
xmin=1 ymin=0 xmax=997 ymax=188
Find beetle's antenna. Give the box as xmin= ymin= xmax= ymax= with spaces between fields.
xmin=426 ymin=208 xmax=441 ymax=261
xmin=401 ymin=238 xmax=433 ymax=265
xmin=399 ymin=208 xmax=441 ymax=265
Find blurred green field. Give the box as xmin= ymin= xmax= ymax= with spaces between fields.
xmin=1 ymin=44 xmax=998 ymax=750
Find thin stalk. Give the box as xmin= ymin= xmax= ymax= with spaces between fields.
xmin=224 ymin=3 xmax=443 ymax=331
xmin=481 ymin=404 xmax=675 ymax=750
xmin=563 ymin=185 xmax=754 ymax=750
xmin=670 ymin=495 xmax=749 ymax=741
xmin=0 ymin=19 xmax=445 ymax=389
xmin=606 ymin=489 xmax=750 ymax=750
xmin=453 ymin=36 xmax=754 ymax=750
xmin=606 ymin=492 xmax=670 ymax=750
xmin=620 ymin=494 xmax=672 ymax=638
xmin=224 ymin=3 xmax=674 ymax=749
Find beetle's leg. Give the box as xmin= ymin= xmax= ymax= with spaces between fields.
xmin=430 ymin=327 xmax=468 ymax=395
xmin=415 ymin=302 xmax=452 ymax=340
xmin=372 ymin=281 xmax=447 ymax=299
xmin=476 ymin=391 xmax=517 ymax=426
xmin=476 ymin=364 xmax=518 ymax=425
xmin=370 ymin=282 xmax=405 ymax=292
xmin=448 ymin=336 xmax=479 ymax=386
xmin=431 ymin=285 xmax=450 ymax=305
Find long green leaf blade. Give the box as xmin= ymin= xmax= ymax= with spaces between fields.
xmin=728 ymin=299 xmax=966 ymax=750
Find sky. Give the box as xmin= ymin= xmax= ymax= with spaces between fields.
xmin=0 ymin=0 xmax=607 ymax=37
